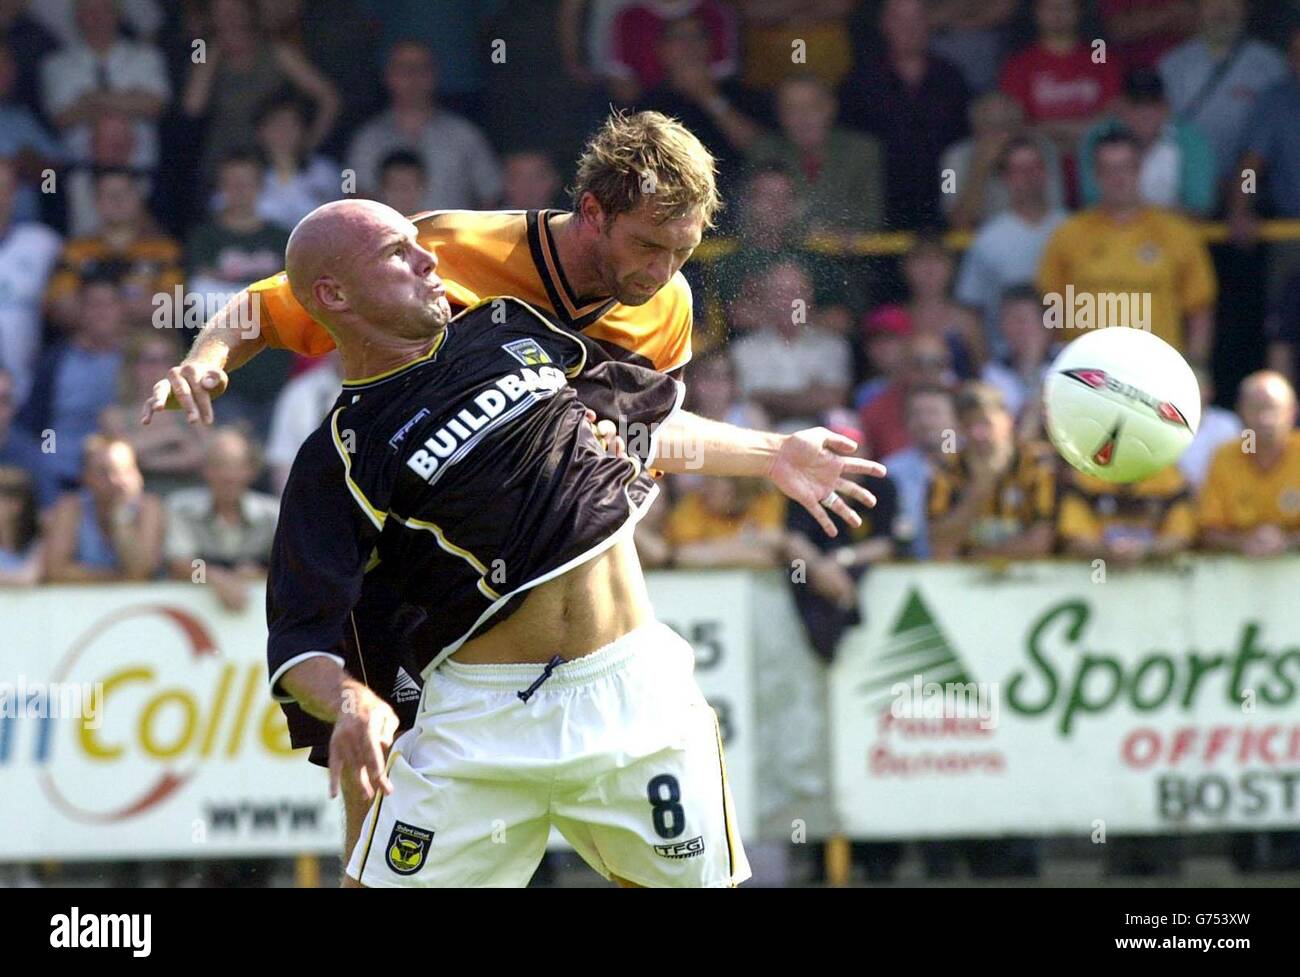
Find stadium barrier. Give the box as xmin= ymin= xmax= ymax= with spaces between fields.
xmin=3 ymin=556 xmax=1298 ymax=862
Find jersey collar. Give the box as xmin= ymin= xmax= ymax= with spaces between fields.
xmin=526 ymin=209 xmax=618 ymax=331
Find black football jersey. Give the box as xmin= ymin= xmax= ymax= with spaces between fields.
xmin=266 ymin=296 xmax=683 ymax=707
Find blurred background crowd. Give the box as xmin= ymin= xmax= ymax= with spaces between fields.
xmin=2 ymin=0 xmax=1300 ymax=882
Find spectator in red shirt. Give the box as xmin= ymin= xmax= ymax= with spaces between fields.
xmin=1001 ymin=0 xmax=1123 ymax=194
xmin=606 ymin=0 xmax=740 ymax=103
xmin=1100 ymin=0 xmax=1198 ymax=70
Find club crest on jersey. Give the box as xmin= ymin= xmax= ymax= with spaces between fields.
xmin=502 ymin=338 xmax=552 ymax=367
xmin=386 ymin=820 xmax=433 ymax=875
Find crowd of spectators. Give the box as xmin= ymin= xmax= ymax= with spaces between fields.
xmin=1 ymin=0 xmax=1299 ymax=629
xmin=2 ymin=0 xmax=1300 ymax=884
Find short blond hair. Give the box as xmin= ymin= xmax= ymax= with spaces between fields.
xmin=570 ymin=110 xmax=722 ymax=227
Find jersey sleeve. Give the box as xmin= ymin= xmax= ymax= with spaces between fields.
xmin=265 ymin=423 xmax=381 ymax=701
xmin=248 ymin=272 xmax=339 ymax=357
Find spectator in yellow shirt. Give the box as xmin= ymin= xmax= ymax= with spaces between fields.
xmin=928 ymin=381 xmax=1058 ymax=560
xmin=1200 ymin=371 xmax=1300 ymax=556
xmin=664 ymin=476 xmax=790 ymax=568
xmin=1037 ymin=129 xmax=1216 ymax=363
xmin=1058 ymin=465 xmax=1196 ymax=565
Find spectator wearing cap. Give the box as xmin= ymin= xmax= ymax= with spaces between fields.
xmin=927 ymin=381 xmax=1057 ymax=560
xmin=954 ymin=137 xmax=1067 ymax=357
xmin=881 ymin=385 xmax=958 ymax=560
xmin=859 ymin=333 xmax=955 ymax=461
xmin=853 ymin=304 xmax=911 ymax=411
xmin=1078 ymin=67 xmax=1216 ymax=215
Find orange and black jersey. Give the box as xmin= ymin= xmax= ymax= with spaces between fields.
xmin=927 ymin=442 xmax=1059 ymax=554
xmin=1058 ymin=466 xmax=1196 ymax=547
xmin=248 ymin=209 xmax=695 ymax=376
xmin=267 ymin=297 xmax=684 ymax=716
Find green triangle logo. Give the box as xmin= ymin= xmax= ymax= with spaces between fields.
xmin=857 ymin=589 xmax=974 ymax=713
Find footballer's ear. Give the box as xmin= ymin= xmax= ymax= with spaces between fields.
xmin=313 ymin=275 xmax=348 ymax=314
xmin=577 ymin=190 xmax=606 ymax=230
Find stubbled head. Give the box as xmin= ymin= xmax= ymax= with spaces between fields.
xmin=1237 ymin=370 xmax=1297 ymax=447
xmin=285 ymin=199 xmax=450 ymax=344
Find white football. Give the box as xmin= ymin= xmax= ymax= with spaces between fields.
xmin=1042 ymin=327 xmax=1201 ymax=483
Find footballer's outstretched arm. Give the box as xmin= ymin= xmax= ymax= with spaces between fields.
xmin=651 ymin=409 xmax=886 ymax=539
xmin=140 ymin=288 xmax=267 ymax=425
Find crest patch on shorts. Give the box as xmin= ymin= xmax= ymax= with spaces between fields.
xmin=386 ymin=820 xmax=434 ymax=875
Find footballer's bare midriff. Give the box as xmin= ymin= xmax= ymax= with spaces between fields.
xmin=450 ymin=535 xmax=653 ymax=665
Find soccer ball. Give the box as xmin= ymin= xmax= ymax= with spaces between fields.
xmin=1042 ymin=327 xmax=1200 ymax=483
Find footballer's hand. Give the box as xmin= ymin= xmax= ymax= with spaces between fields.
xmin=583 ymin=408 xmax=626 ymax=458
xmin=328 ymin=685 xmax=399 ymax=803
xmin=768 ymin=427 xmax=886 ymax=539
xmin=140 ymin=362 xmax=229 ymax=426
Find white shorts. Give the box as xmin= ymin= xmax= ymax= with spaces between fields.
xmin=346 ymin=620 xmax=750 ymax=888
